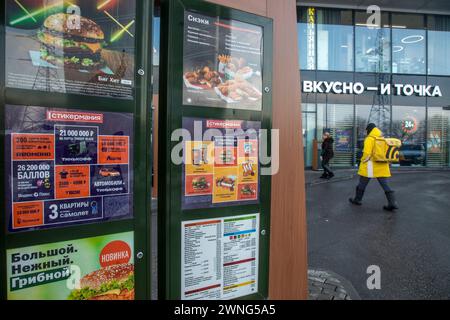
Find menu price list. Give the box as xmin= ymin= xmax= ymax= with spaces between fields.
xmin=181 ymin=214 xmax=259 ymax=300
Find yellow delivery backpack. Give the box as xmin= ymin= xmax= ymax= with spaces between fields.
xmin=371 ymin=137 xmax=402 ymax=163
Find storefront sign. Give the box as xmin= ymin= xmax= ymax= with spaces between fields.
xmin=302 ymin=80 xmax=443 ymax=97
xmin=6 ymin=232 xmax=134 ymax=300
xmin=5 ymin=0 xmax=136 ymax=99
xmin=306 ymin=8 xmax=315 ymax=70
xmin=181 ymin=214 xmax=259 ymax=300
xmin=5 ymin=105 xmax=133 ymax=232
xmin=182 ymin=118 xmax=260 ymax=210
xmin=182 ymin=10 xmax=263 ymax=110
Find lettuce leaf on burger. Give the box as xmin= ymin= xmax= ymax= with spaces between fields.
xmin=68 ymin=263 xmax=134 ymax=300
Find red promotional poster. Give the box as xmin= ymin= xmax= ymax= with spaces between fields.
xmin=12 ymin=134 xmax=55 ymax=160
xmin=5 ymin=104 xmax=134 ymax=232
xmin=182 ymin=117 xmax=260 ymax=210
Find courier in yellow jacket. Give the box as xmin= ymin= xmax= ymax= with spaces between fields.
xmin=358 ymin=127 xmax=391 ymax=178
xmin=350 ymin=123 xmax=398 ymax=211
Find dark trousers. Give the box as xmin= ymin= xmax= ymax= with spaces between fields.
xmin=357 ymin=176 xmax=392 ymax=193
xmin=322 ymin=158 xmax=333 ymax=175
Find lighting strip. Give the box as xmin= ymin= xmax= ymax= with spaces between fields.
xmin=401 ymin=35 xmax=424 ymax=44
xmin=97 ymin=0 xmax=112 ymax=10
xmin=111 ymin=19 xmax=135 ymax=42
xmin=10 ymin=1 xmax=63 ymax=25
xmin=104 ymin=10 xmax=134 ymax=38
xmin=14 ymin=0 xmax=37 ymax=22
xmin=392 ymin=45 xmax=404 ymax=53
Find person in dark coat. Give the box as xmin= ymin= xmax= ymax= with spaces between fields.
xmin=320 ymin=132 xmax=335 ymax=179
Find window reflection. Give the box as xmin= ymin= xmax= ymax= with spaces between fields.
xmin=392 ymin=28 xmax=426 ymax=74
xmin=356 ymin=27 xmax=391 ymax=73
xmin=302 ymin=108 xmax=316 ymax=167
xmin=317 ymin=103 xmax=354 ymax=167
xmin=428 ymin=16 xmax=450 ymax=76
xmin=427 ymin=107 xmax=450 ymax=167
xmin=317 ymin=9 xmax=353 ymax=72
xmin=392 ymin=106 xmax=426 ymax=166
xmin=391 ymin=14 xmax=426 ymax=74
xmin=355 ymin=11 xmax=390 ymax=73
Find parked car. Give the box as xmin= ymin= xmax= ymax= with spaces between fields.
xmin=399 ymin=144 xmax=425 ymax=166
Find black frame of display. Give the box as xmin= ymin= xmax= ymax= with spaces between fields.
xmin=158 ymin=0 xmax=273 ymax=300
xmin=0 ymin=0 xmax=154 ymax=300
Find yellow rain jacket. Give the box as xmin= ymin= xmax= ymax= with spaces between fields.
xmin=358 ymin=127 xmax=391 ymax=178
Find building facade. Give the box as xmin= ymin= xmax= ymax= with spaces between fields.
xmin=297 ymin=4 xmax=450 ymax=168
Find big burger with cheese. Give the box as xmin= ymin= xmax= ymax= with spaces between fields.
xmin=38 ymin=13 xmax=105 ymax=70
xmin=68 ymin=263 xmax=134 ymax=300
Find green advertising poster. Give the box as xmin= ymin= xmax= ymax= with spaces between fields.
xmin=7 ymin=231 xmax=134 ymax=300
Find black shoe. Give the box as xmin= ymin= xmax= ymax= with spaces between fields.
xmin=349 ymin=187 xmax=364 ymax=205
xmin=349 ymin=197 xmax=362 ymax=205
xmin=326 ymin=172 xmax=335 ymax=179
xmin=320 ymin=173 xmax=328 ymax=179
xmin=383 ymin=191 xmax=399 ymax=211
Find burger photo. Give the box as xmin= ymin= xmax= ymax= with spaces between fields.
xmin=37 ymin=13 xmax=105 ymax=70
xmin=68 ymin=263 xmax=134 ymax=300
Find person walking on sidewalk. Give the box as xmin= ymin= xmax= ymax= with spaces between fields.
xmin=349 ymin=123 xmax=399 ymax=211
xmin=320 ymin=132 xmax=335 ymax=179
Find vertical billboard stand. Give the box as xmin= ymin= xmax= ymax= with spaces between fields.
xmin=1 ymin=0 xmax=153 ymax=300
xmin=159 ymin=0 xmax=273 ymax=300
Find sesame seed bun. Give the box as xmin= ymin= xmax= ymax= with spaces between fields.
xmin=80 ymin=263 xmax=134 ymax=291
xmin=43 ymin=13 xmax=104 ymax=41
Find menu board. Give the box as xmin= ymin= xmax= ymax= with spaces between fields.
xmin=7 ymin=231 xmax=134 ymax=300
xmin=183 ymin=10 xmax=263 ymax=110
xmin=182 ymin=118 xmax=260 ymax=210
xmin=5 ymin=0 xmax=136 ymax=99
xmin=181 ymin=214 xmax=259 ymax=300
xmin=4 ymin=105 xmax=133 ymax=232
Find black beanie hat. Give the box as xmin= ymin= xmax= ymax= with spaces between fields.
xmin=366 ymin=123 xmax=376 ymax=135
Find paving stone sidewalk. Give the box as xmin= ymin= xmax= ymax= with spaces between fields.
xmin=308 ymin=269 xmax=361 ymax=300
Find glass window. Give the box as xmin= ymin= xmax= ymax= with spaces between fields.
xmin=298 ymin=7 xmax=316 ymax=70
xmin=302 ymin=109 xmax=316 ymax=167
xmin=392 ymin=14 xmax=426 ymax=74
xmin=152 ymin=6 xmax=161 ymax=93
xmin=317 ymin=103 xmax=354 ymax=167
xmin=355 ymin=12 xmax=391 ymax=72
xmin=317 ymin=9 xmax=354 ymax=72
xmin=392 ymin=106 xmax=426 ymax=167
xmin=427 ymin=107 xmax=450 ymax=167
xmin=428 ymin=15 xmax=450 ymax=76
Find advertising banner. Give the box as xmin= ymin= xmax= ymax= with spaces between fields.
xmin=4 ymin=104 xmax=133 ymax=232
xmin=7 ymin=231 xmax=134 ymax=300
xmin=182 ymin=118 xmax=260 ymax=210
xmin=5 ymin=0 xmax=136 ymax=99
xmin=181 ymin=214 xmax=259 ymax=300
xmin=335 ymin=129 xmax=352 ymax=152
xmin=183 ymin=10 xmax=263 ymax=110
xmin=428 ymin=131 xmax=442 ymax=153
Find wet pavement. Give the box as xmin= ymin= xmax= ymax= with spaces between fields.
xmin=306 ymin=170 xmax=450 ymax=300
xmin=308 ymin=269 xmax=360 ymax=300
